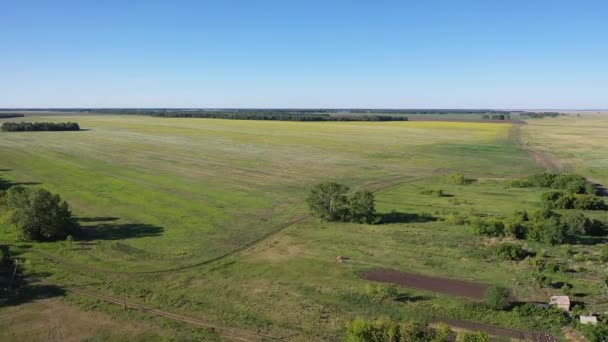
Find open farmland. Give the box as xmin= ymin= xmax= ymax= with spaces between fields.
xmin=2 ymin=115 xmax=608 ymax=340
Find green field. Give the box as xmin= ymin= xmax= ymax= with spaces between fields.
xmin=1 ymin=115 xmax=607 ymax=340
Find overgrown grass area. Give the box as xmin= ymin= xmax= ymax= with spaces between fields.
xmin=2 ymin=115 xmax=608 ymax=340
xmin=522 ymin=116 xmax=608 ymax=185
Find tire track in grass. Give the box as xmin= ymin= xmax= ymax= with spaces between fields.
xmin=51 ymin=282 xmax=282 ymax=342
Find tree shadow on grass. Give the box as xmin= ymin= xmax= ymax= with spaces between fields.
xmin=0 ymin=283 xmax=67 ymax=308
xmin=76 ymin=216 xmax=120 ymax=223
xmin=394 ymin=293 xmax=433 ymax=303
xmin=378 ymin=211 xmax=438 ymax=224
xmin=576 ymin=236 xmax=608 ymax=246
xmin=80 ymin=223 xmax=164 ymax=241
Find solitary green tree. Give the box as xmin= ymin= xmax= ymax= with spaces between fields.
xmin=306 ymin=182 xmax=350 ymax=222
xmin=6 ymin=186 xmax=77 ymax=241
xmin=349 ymin=190 xmax=377 ymax=224
xmin=484 ymin=286 xmax=511 ymax=310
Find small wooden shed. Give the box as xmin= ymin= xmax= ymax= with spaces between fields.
xmin=549 ymin=296 xmax=570 ymax=311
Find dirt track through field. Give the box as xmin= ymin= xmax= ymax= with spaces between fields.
xmin=42 ymin=281 xmax=283 ymax=342
xmin=363 ymin=268 xmax=491 ymax=300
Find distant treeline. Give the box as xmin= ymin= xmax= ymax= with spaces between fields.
xmin=0 ymin=114 xmax=25 ymax=119
xmin=144 ymin=111 xmax=408 ymax=122
xmin=519 ymin=112 xmax=561 ymax=119
xmin=1 ymin=122 xmax=80 ymax=132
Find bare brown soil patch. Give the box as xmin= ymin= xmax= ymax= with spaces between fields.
xmin=363 ymin=268 xmax=490 ymax=300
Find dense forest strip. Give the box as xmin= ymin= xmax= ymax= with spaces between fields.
xmin=1 ymin=122 xmax=80 ymax=132
xmin=0 ymin=114 xmax=25 ymax=119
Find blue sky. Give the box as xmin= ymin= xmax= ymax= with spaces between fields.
xmin=1 ymin=1 xmax=607 ymax=109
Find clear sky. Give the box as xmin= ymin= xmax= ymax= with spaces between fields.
xmin=1 ymin=0 xmax=607 ymax=109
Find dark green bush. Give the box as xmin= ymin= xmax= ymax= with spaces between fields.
xmin=471 ymin=217 xmax=505 ymax=237
xmin=514 ymin=303 xmax=570 ymax=326
xmin=484 ymin=286 xmax=511 ymax=310
xmin=456 ymin=331 xmax=489 ymax=342
xmin=493 ymin=243 xmax=529 ymax=261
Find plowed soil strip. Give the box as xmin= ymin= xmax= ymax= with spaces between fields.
xmin=363 ymin=268 xmax=489 ymax=300
xmin=434 ymin=318 xmax=558 ymax=342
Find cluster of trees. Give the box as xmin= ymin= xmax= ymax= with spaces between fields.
xmin=1 ymin=186 xmax=78 ymax=241
xmin=307 ymin=182 xmax=377 ymax=224
xmin=541 ymin=191 xmax=606 ymax=210
xmin=481 ymin=114 xmax=510 ymax=120
xmin=512 ymin=173 xmax=606 ymax=210
xmin=1 ymin=122 xmax=80 ymax=132
xmin=344 ymin=318 xmax=456 ymax=342
xmin=512 ymin=173 xmax=597 ymax=194
xmin=472 ymin=209 xmax=605 ymax=245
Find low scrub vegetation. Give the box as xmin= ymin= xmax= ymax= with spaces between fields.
xmin=512 ymin=172 xmax=597 ymax=195
xmin=472 ymin=209 xmax=606 ymax=245
xmin=1 ymin=121 xmax=80 ymax=132
xmin=484 ymin=286 xmax=511 ymax=310
xmin=307 ymin=182 xmax=377 ymax=224
xmin=344 ymin=317 xmax=452 ymax=342
xmin=455 ymin=331 xmax=489 ymax=342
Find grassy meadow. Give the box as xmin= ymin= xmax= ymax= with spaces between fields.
xmin=1 ymin=115 xmax=607 ymax=340
xmin=521 ymin=116 xmax=608 ymax=186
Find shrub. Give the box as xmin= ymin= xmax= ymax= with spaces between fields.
xmin=456 ymin=331 xmax=489 ymax=342
xmin=364 ymin=284 xmax=399 ymax=303
xmin=344 ymin=318 xmax=433 ymax=342
xmin=5 ymin=186 xmax=78 ymax=241
xmin=560 ymin=211 xmax=590 ymax=237
xmin=573 ymin=195 xmax=606 ymax=210
xmin=449 ymin=173 xmax=467 ymax=185
xmin=431 ymin=323 xmax=453 ymax=342
xmin=445 ymin=213 xmax=466 ymax=225
xmin=484 ymin=286 xmax=511 ymax=310
xmin=493 ymin=243 xmax=529 ymax=261
xmin=471 ymin=217 xmax=505 ymax=237
xmin=504 ymin=211 xmax=529 ymax=239
xmin=533 ymin=273 xmax=553 ymax=288
xmin=514 ymin=303 xmax=570 ymax=326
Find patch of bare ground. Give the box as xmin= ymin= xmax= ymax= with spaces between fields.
xmin=0 ymin=298 xmax=166 ymax=342
xmin=363 ymin=268 xmax=491 ymax=300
